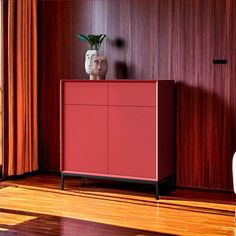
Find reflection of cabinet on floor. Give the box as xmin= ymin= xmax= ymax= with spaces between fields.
xmin=60 ymin=80 xmax=175 ymax=199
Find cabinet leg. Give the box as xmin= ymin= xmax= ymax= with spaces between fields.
xmin=61 ymin=174 xmax=64 ymax=190
xmin=156 ymin=182 xmax=159 ymax=200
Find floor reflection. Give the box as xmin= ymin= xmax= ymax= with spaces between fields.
xmin=0 ymin=208 xmax=173 ymax=236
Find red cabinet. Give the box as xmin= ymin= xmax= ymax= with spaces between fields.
xmin=60 ymin=80 xmax=175 ymax=198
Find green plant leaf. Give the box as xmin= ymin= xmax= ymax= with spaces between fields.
xmin=85 ymin=35 xmax=94 ymax=49
xmin=99 ymin=34 xmax=106 ymax=44
xmin=77 ymin=34 xmax=89 ymax=42
xmin=96 ymin=34 xmax=106 ymax=50
xmin=87 ymin=35 xmax=96 ymax=46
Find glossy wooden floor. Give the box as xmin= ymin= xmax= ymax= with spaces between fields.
xmin=0 ymin=175 xmax=235 ymax=235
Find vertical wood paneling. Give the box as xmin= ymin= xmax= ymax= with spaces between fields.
xmin=38 ymin=0 xmax=236 ymax=190
xmin=230 ymin=0 xmax=236 ymax=157
xmin=38 ymin=1 xmax=75 ymax=171
xmin=175 ymin=0 xmax=235 ymax=190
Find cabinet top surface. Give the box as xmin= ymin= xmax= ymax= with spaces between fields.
xmin=61 ymin=79 xmax=174 ymax=83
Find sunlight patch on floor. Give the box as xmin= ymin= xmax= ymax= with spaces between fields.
xmin=0 ymin=211 xmax=36 ymax=226
xmin=159 ymin=198 xmax=235 ymax=212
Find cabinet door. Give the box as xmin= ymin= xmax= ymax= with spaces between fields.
xmin=62 ymin=105 xmax=108 ymax=174
xmin=108 ymin=106 xmax=156 ymax=180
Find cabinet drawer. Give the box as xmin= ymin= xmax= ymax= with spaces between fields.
xmin=108 ymin=82 xmax=156 ymax=106
xmin=63 ymin=81 xmax=108 ymax=105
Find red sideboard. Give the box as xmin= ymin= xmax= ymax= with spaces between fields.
xmin=60 ymin=80 xmax=175 ymax=199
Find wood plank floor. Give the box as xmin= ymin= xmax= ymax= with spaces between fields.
xmin=0 ymin=174 xmax=235 ymax=235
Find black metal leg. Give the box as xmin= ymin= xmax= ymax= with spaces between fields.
xmin=61 ymin=174 xmax=64 ymax=190
xmin=156 ymin=182 xmax=159 ymax=200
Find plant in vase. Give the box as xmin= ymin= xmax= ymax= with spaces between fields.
xmin=77 ymin=34 xmax=106 ymax=50
xmin=77 ymin=34 xmax=107 ymax=80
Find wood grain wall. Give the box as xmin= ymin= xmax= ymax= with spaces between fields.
xmin=38 ymin=0 xmax=236 ymax=190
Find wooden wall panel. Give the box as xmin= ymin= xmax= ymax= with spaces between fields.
xmin=38 ymin=0 xmax=236 ymax=190
xmin=175 ymin=0 xmax=235 ymax=190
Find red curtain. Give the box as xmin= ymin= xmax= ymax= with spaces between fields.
xmin=7 ymin=0 xmax=38 ymax=176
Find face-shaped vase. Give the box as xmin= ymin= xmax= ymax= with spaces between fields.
xmin=85 ymin=50 xmax=98 ymax=74
xmin=91 ymin=56 xmax=108 ymax=79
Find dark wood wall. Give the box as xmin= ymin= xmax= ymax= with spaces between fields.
xmin=38 ymin=0 xmax=236 ymax=190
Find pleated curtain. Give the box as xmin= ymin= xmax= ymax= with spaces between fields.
xmin=7 ymin=0 xmax=38 ymax=176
